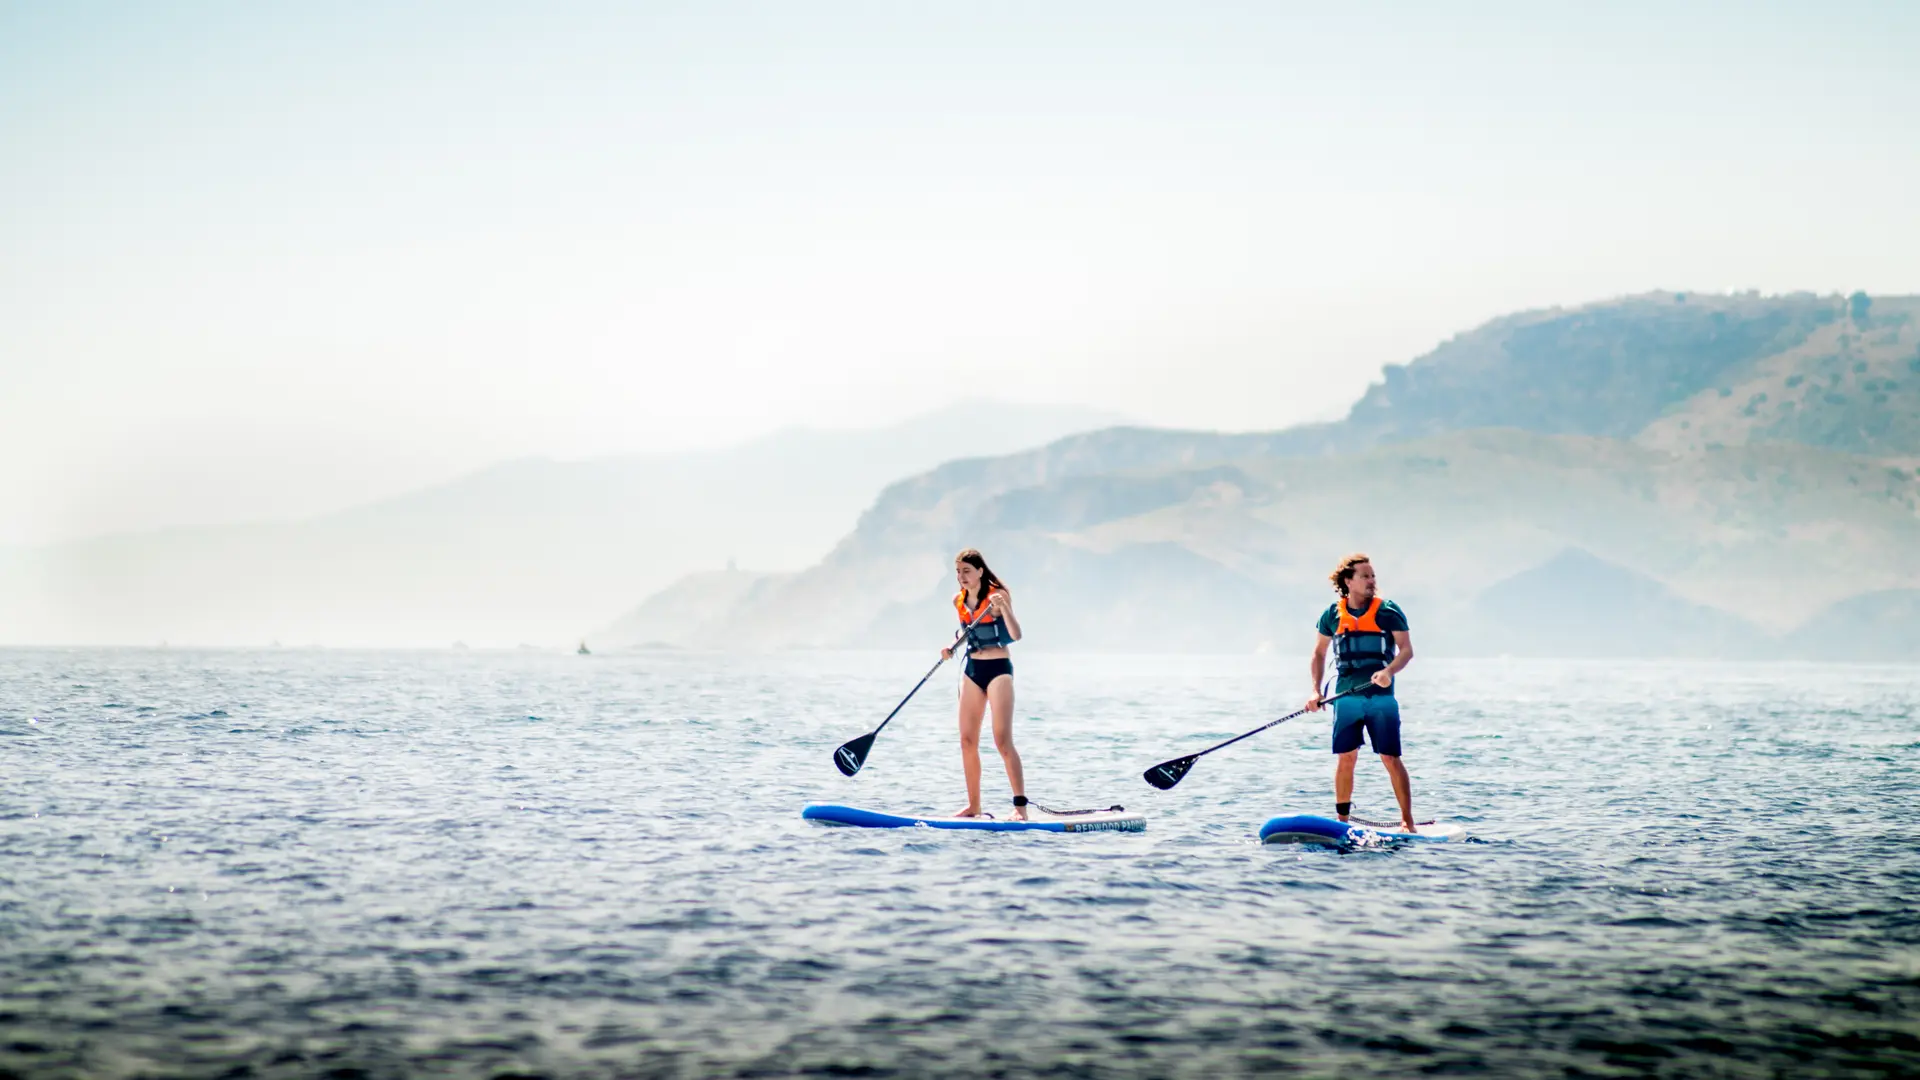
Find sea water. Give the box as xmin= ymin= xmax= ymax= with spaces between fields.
xmin=2 ymin=649 xmax=1915 ymax=1078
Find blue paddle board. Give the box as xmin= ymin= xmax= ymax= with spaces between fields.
xmin=1259 ymin=814 xmax=1465 ymax=847
xmin=803 ymin=804 xmax=1145 ymax=833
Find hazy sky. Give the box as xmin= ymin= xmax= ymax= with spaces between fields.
xmin=4 ymin=1 xmax=1917 ymax=543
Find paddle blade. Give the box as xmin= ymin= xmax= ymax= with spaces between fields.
xmin=1143 ymin=755 xmax=1197 ymax=790
xmin=834 ymin=732 xmax=876 ymax=777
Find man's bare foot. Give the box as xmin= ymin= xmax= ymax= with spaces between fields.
xmin=1401 ymin=822 xmax=1418 ymax=833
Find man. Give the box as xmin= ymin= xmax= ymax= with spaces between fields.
xmin=1304 ymin=553 xmax=1417 ymax=832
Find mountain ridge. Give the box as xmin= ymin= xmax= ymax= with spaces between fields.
xmin=637 ymin=428 xmax=1919 ymax=654
xmin=0 ymin=400 xmax=1123 ymax=646
xmin=16 ymin=289 xmax=1919 ymax=652
xmin=611 ymin=290 xmax=1920 ymax=655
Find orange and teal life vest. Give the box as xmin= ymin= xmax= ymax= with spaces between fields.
xmin=955 ymin=588 xmax=1014 ymax=651
xmin=1332 ymin=595 xmax=1396 ymax=675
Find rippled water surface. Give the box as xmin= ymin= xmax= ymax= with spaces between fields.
xmin=3 ymin=649 xmax=1917 ymax=1078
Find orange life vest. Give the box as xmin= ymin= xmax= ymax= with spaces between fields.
xmin=1336 ymin=595 xmax=1385 ymax=635
xmin=1332 ymin=595 xmax=1395 ymax=674
xmin=955 ymin=587 xmax=1013 ymax=650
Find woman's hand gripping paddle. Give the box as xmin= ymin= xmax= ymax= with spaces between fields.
xmin=1142 ymin=687 xmax=1360 ymax=790
xmin=832 ymin=605 xmax=995 ymax=777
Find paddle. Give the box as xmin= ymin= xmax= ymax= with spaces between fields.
xmin=832 ymin=604 xmax=995 ymax=777
xmin=1142 ymin=686 xmax=1363 ymax=790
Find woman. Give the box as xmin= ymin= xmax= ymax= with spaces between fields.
xmin=942 ymin=548 xmax=1027 ymax=819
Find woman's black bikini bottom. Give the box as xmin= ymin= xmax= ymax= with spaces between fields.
xmin=963 ymin=656 xmax=1013 ymax=692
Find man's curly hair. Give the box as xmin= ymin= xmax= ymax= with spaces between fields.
xmin=1329 ymin=553 xmax=1372 ymax=596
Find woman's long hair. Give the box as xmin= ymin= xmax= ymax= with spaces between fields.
xmin=956 ymin=548 xmax=1007 ymax=610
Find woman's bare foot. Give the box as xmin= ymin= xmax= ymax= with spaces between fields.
xmin=953 ymin=805 xmax=982 ymax=818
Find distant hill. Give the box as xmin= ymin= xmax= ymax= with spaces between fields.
xmin=1268 ymin=291 xmax=1920 ymax=457
xmin=1638 ymin=296 xmax=1920 ymax=455
xmin=630 ymin=427 xmax=1920 ymax=655
xmin=1348 ymin=292 xmax=1840 ymax=440
xmin=1467 ymin=548 xmax=1769 ymax=659
xmin=1781 ymin=589 xmax=1920 ymax=663
xmin=0 ymin=401 xmax=1121 ymax=646
xmin=618 ymin=290 xmax=1920 ymax=656
xmin=597 ymin=566 xmax=789 ymax=650
xmin=18 ymin=289 xmax=1918 ymax=655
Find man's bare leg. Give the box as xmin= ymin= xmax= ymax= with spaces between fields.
xmin=1380 ymin=754 xmax=1414 ymax=832
xmin=1333 ymin=749 xmax=1360 ymax=820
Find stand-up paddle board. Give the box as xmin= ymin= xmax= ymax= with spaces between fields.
xmin=803 ymin=804 xmax=1145 ymax=833
xmin=1259 ymin=814 xmax=1466 ymax=847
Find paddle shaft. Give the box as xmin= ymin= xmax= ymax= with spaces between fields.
xmin=1181 ymin=686 xmax=1362 ymax=763
xmin=866 ymin=603 xmax=997 ymax=742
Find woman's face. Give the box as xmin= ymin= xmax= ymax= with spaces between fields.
xmin=955 ymin=561 xmax=982 ymax=593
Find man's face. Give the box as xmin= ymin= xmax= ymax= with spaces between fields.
xmin=1349 ymin=561 xmax=1376 ymax=599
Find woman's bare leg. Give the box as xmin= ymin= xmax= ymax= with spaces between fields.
xmin=986 ymin=675 xmax=1025 ymax=819
xmin=955 ymin=678 xmax=988 ymax=816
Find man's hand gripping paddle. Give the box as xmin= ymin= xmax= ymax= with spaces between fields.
xmin=1142 ymin=687 xmax=1360 ymax=790
xmin=833 ymin=605 xmax=995 ymax=777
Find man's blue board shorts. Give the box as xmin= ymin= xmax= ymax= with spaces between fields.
xmin=1331 ymin=693 xmax=1402 ymax=756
